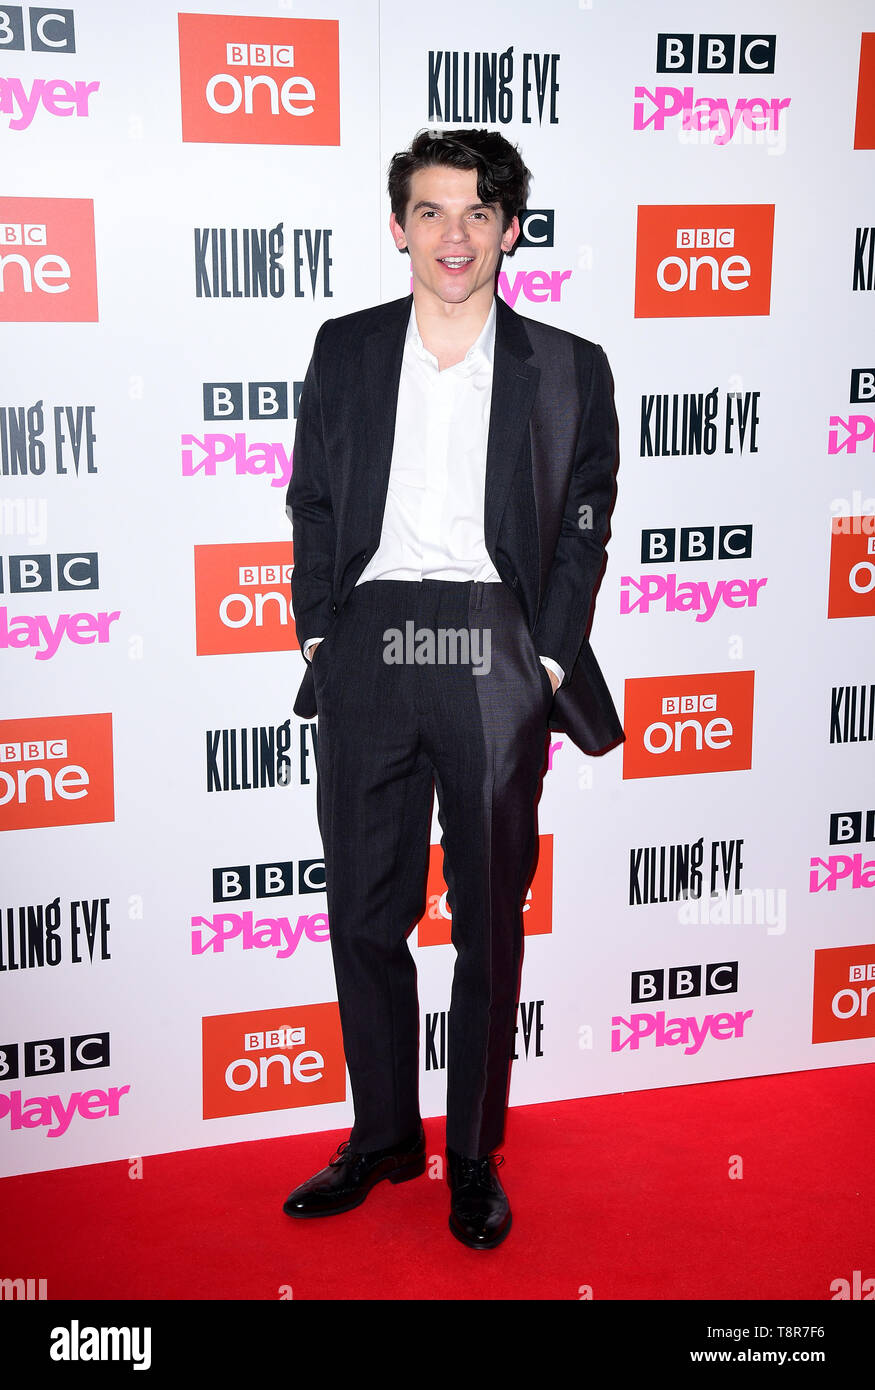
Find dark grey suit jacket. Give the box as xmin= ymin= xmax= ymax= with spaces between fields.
xmin=286 ymin=293 xmax=624 ymax=755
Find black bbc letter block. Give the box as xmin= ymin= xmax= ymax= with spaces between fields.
xmin=30 ymin=7 xmax=76 ymax=53
xmin=70 ymin=1032 xmax=110 ymax=1070
xmin=298 ymin=858 xmax=326 ymax=894
xmin=829 ymin=811 xmax=861 ymax=845
xmin=9 ymin=553 xmax=51 ymax=593
xmin=739 ymin=34 xmax=776 ymax=74
xmin=249 ymin=382 xmax=288 ymax=419
xmin=256 ymin=861 xmax=293 ymax=898
xmin=24 ymin=1036 xmax=64 ymax=1076
xmin=517 ymin=210 xmax=555 ymax=248
xmin=213 ymin=865 xmax=250 ymax=901
xmin=631 ymin=969 xmax=664 ymax=1004
xmin=0 ymin=7 xmax=25 ymax=50
xmin=668 ymin=965 xmax=702 ymax=999
xmin=656 ymin=34 xmax=693 ymax=73
xmin=57 ymin=552 xmax=98 ymax=591
xmin=679 ymin=527 xmax=715 ymax=562
xmin=204 ymin=382 xmax=243 ymax=421
xmin=850 ymin=369 xmax=875 ymax=404
xmin=698 ymin=35 xmax=735 ymax=72
xmin=641 ymin=528 xmax=675 ymax=564
xmin=705 ymin=961 xmax=738 ymax=996
xmin=718 ymin=524 xmax=753 ymax=560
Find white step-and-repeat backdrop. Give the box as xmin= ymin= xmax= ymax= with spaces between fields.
xmin=2 ymin=0 xmax=873 ymax=1177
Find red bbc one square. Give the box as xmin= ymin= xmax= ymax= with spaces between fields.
xmin=202 ymin=1002 xmax=346 ymax=1119
xmin=827 ymin=519 xmax=875 ymax=619
xmin=0 ymin=712 xmax=114 ymax=832
xmin=634 ymin=204 xmax=774 ymax=319
xmin=178 ymin=13 xmax=340 ymax=146
xmin=812 ymin=944 xmax=875 ymax=1044
xmin=623 ymin=671 xmax=755 ymax=780
xmin=194 ymin=541 xmax=297 ymax=656
xmin=0 ymin=197 xmax=98 ymax=322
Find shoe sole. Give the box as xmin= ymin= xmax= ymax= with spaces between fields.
xmin=448 ymin=1210 xmax=512 ymax=1250
xmin=283 ymin=1152 xmax=426 ymax=1218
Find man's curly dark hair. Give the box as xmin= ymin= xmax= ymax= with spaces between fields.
xmin=388 ymin=129 xmax=531 ymax=250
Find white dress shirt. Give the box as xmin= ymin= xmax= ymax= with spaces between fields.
xmin=304 ymin=298 xmax=563 ymax=685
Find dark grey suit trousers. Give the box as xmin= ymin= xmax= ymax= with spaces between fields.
xmin=311 ymin=577 xmax=553 ymax=1157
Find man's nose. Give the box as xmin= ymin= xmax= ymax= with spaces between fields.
xmin=441 ymin=218 xmax=470 ymax=242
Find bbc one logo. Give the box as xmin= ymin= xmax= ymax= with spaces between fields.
xmin=202 ymin=1003 xmax=345 ymax=1119
xmin=0 ymin=198 xmax=97 ymax=322
xmin=635 ymin=205 xmax=774 ymax=318
xmin=622 ymin=672 xmax=755 ymax=780
xmin=828 ymin=519 xmax=875 ymax=620
xmin=0 ymin=714 xmax=114 ymax=831
xmin=178 ymin=13 xmax=339 ymax=146
xmin=812 ymin=945 xmax=875 ymax=1044
xmin=194 ymin=541 xmax=296 ymax=656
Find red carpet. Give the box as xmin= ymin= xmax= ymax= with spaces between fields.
xmin=2 ymin=1063 xmax=873 ymax=1302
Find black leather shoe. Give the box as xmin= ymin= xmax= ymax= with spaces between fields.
xmin=283 ymin=1125 xmax=426 ymax=1217
xmin=446 ymin=1147 xmax=511 ymax=1249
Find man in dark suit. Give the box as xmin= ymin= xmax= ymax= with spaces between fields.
xmin=283 ymin=130 xmax=623 ymax=1248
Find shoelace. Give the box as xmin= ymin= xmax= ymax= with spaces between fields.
xmin=328 ymin=1140 xmax=353 ymax=1167
xmin=328 ymin=1130 xmax=422 ymax=1166
xmin=455 ymin=1152 xmax=505 ymax=1184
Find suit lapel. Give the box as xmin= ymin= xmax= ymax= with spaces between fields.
xmin=484 ymin=297 xmax=539 ymax=555
xmin=362 ymin=296 xmax=411 ymax=543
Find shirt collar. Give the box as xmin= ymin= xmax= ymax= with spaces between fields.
xmin=406 ymin=297 xmax=496 ymax=377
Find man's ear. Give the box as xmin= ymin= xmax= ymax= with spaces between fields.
xmin=500 ymin=214 xmax=521 ymax=256
xmin=389 ymin=212 xmax=408 ymax=253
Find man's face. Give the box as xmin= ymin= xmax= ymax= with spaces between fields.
xmin=390 ymin=164 xmax=519 ymax=309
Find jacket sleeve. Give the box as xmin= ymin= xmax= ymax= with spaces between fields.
xmin=530 ymin=342 xmax=619 ymax=685
xmin=285 ymin=321 xmax=336 ymax=656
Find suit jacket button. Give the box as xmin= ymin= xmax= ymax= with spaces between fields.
xmin=331 ymin=603 xmax=337 ymax=613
